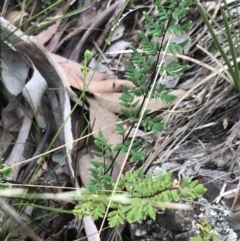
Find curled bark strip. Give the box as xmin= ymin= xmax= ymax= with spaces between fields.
xmin=0 ymin=17 xmax=76 ymax=179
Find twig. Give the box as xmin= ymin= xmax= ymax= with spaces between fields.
xmin=69 ymin=1 xmax=120 ymax=61
xmin=18 ymin=112 xmax=52 ymax=183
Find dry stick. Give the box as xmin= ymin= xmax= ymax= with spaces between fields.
xmin=0 ymin=197 xmax=41 ymax=241
xmin=90 ymin=0 xmax=128 ymax=57
xmin=69 ymin=1 xmax=120 ymax=61
xmin=5 ymin=109 xmax=33 ymax=181
xmin=19 ymin=112 xmax=52 ymax=183
xmin=54 ymin=18 xmax=95 ymax=52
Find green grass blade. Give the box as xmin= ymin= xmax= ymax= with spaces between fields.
xmin=196 ymin=2 xmax=237 ymax=89
xmin=220 ymin=7 xmax=240 ymax=91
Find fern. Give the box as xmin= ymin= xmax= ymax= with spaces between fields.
xmin=74 ymin=169 xmax=207 ymax=227
xmin=77 ymin=0 xmax=202 ymax=229
xmin=164 ymin=39 xmax=191 ymax=55
xmin=190 ymin=220 xmax=221 ymax=241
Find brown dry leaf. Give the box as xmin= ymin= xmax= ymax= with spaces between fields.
xmin=93 ymin=89 xmax=187 ymax=113
xmin=76 ymin=151 xmax=92 ymax=186
xmin=5 ymin=11 xmax=28 ymax=25
xmin=87 ymin=97 xmax=119 ymax=141
xmin=52 ymin=53 xmax=135 ymax=93
xmin=46 ymin=30 xmax=65 ymax=52
xmin=86 ymin=97 xmax=125 ymax=181
xmin=35 ymin=10 xmax=63 ymax=45
xmin=85 ymin=79 xmax=134 ymax=93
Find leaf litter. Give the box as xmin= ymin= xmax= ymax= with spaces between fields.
xmin=1 ymin=0 xmax=240 ymax=241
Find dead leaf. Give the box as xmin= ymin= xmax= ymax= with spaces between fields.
xmin=87 ymin=97 xmax=126 ymax=180
xmin=93 ymin=89 xmax=187 ymax=113
xmin=46 ymin=30 xmax=65 ymax=52
xmin=52 ymin=53 xmax=135 ymax=92
xmin=110 ymin=24 xmax=125 ymax=42
xmin=87 ymin=97 xmax=119 ymax=141
xmin=1 ymin=48 xmax=29 ymax=96
xmin=35 ymin=10 xmax=63 ymax=45
xmin=22 ymin=66 xmax=48 ymax=128
xmin=77 ymin=151 xmax=95 ymax=186
xmin=104 ymin=40 xmax=130 ymax=64
xmin=5 ymin=11 xmax=28 ymax=25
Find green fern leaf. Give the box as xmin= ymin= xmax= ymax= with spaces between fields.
xmin=90 ymin=161 xmax=104 ymax=168
xmin=164 ymin=39 xmax=190 ymax=55
xmin=142 ymin=115 xmax=166 ymax=133
xmin=116 ymin=122 xmax=126 ymax=135
xmin=120 ymin=108 xmax=132 ymax=118
xmin=90 ymin=202 xmax=105 ymax=220
xmin=91 ymin=150 xmax=103 ymax=157
xmin=129 ymin=149 xmax=145 ymax=162
xmin=155 ymin=0 xmax=169 ymax=20
xmin=165 ymin=60 xmax=189 ymax=77
xmin=141 ymin=202 xmax=156 ymax=220
xmin=137 ymin=31 xmax=158 ymax=56
xmin=181 ymin=176 xmax=191 ymax=187
xmin=160 ymin=89 xmax=178 ymax=104
xmin=190 ymin=237 xmax=204 ymax=241
xmin=108 ymin=209 xmax=125 ymax=227
xmin=74 ymin=202 xmax=91 ymax=218
xmin=126 ymin=207 xmax=135 ymax=223
xmin=189 ymin=180 xmax=199 ymax=188
xmin=180 ymin=187 xmax=196 ymax=199
xmin=170 ymin=189 xmax=180 ymax=202
xmin=192 ymin=184 xmax=207 ymax=198
xmin=143 ymin=12 xmax=165 ymax=37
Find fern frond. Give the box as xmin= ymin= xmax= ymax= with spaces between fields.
xmin=164 ymin=39 xmax=191 ymax=55
xmin=137 ymin=31 xmax=158 ymax=56
xmin=155 ymin=0 xmax=169 ymax=20
xmin=142 ymin=115 xmax=166 ymax=133
xmin=143 ymin=12 xmax=165 ymax=37
xmin=165 ymin=60 xmax=189 ymax=77
xmin=80 ymin=0 xmax=203 ymax=229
